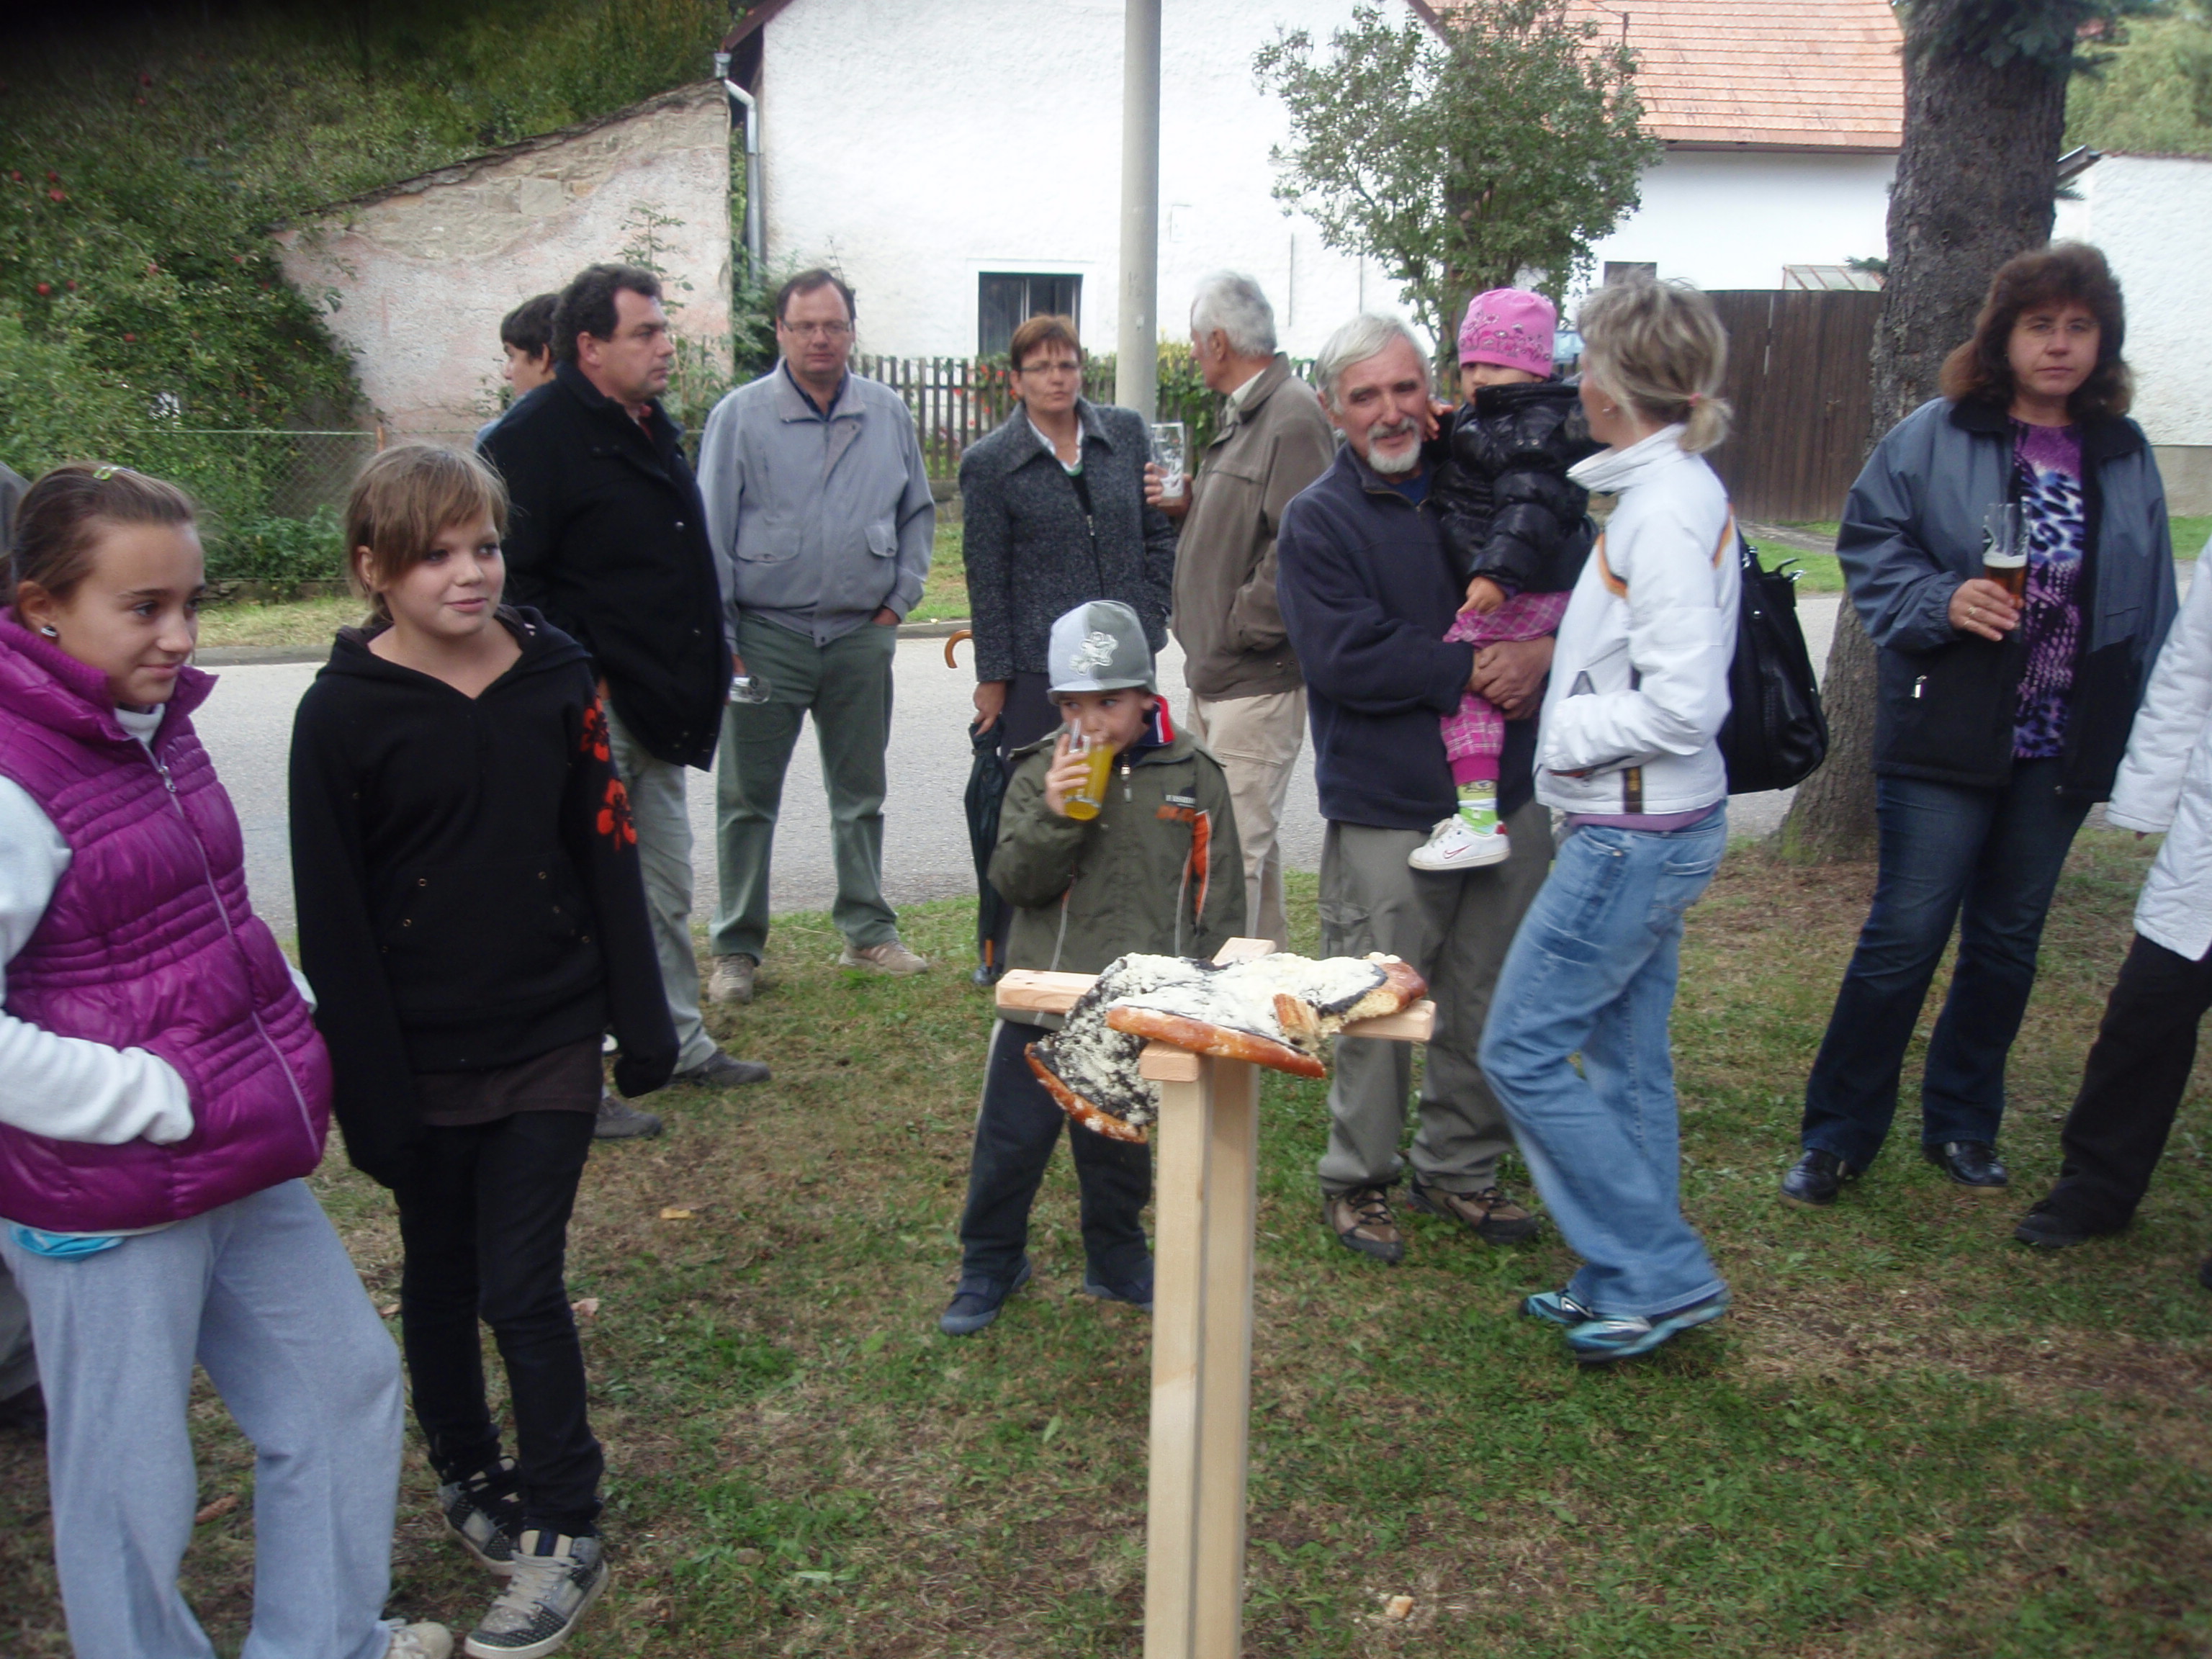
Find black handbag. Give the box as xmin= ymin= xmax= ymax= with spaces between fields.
xmin=1717 ymin=531 xmax=1828 ymax=793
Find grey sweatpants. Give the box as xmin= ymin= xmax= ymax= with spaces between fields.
xmin=1 ymin=1180 xmax=404 ymax=1659
xmin=1316 ymin=801 xmax=1553 ymax=1195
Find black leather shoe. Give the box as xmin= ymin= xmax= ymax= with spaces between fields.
xmin=1924 ymin=1140 xmax=2008 ymax=1191
xmin=1779 ymin=1148 xmax=1855 ymax=1207
xmin=2198 ymin=1254 xmax=2212 ymax=1293
xmin=2013 ymin=1202 xmax=2112 ymax=1249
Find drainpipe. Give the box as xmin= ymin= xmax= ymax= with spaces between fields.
xmin=714 ymin=50 xmax=764 ymax=287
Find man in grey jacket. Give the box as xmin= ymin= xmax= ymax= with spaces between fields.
xmin=696 ymin=270 xmax=936 ymax=1000
xmin=1152 ymin=274 xmax=1335 ymax=950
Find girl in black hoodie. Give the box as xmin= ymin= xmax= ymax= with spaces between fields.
xmin=289 ymin=444 xmax=677 ymax=1659
xmin=1414 ymin=287 xmax=1600 ymax=872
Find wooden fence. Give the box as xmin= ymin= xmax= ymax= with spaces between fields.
xmin=1702 ymin=289 xmax=1885 ymax=523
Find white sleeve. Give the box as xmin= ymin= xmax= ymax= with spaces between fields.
xmin=0 ymin=780 xmax=196 ymax=1146
xmin=2107 ymin=565 xmax=2212 ymax=835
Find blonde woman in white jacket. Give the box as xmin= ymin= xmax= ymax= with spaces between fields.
xmin=1479 ymin=279 xmax=1740 ymax=1364
xmin=2017 ymin=551 xmax=2212 ymax=1278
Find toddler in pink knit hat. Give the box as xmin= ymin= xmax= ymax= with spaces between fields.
xmin=1415 ymin=289 xmax=1599 ymax=871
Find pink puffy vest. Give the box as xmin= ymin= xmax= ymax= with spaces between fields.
xmin=0 ymin=616 xmax=331 ymax=1231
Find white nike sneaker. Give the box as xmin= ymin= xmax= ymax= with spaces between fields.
xmin=1408 ymin=814 xmax=1511 ymax=871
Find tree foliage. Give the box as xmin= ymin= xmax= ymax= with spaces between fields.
xmin=0 ymin=0 xmax=730 ymax=537
xmin=1254 ymin=0 xmax=1656 ymax=350
xmin=1899 ymin=0 xmax=2162 ymax=68
xmin=2065 ymin=5 xmax=2212 ymax=153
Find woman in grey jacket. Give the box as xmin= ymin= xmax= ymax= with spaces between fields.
xmin=960 ymin=315 xmax=1178 ymax=750
xmin=1785 ymin=244 xmax=2178 ymax=1208
xmin=958 ymin=315 xmax=1179 ymax=976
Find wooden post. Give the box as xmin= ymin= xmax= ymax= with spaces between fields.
xmin=996 ymin=943 xmax=1432 ymax=1659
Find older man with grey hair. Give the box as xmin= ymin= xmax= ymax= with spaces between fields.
xmin=1274 ymin=314 xmax=1557 ymax=1265
xmin=1150 ymin=271 xmax=1335 ymax=949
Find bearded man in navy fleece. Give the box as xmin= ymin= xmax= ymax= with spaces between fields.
xmin=1275 ymin=313 xmax=1557 ymax=1267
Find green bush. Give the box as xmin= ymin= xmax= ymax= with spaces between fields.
xmin=205 ymin=506 xmax=346 ymax=589
xmin=0 ymin=0 xmax=729 ymax=509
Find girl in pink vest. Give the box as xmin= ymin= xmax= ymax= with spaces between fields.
xmin=0 ymin=465 xmax=448 ymax=1659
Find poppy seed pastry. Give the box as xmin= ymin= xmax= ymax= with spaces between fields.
xmin=1026 ymin=952 xmax=1429 ymax=1142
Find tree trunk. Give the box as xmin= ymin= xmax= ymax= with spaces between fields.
xmin=1776 ymin=1 xmax=2071 ymax=862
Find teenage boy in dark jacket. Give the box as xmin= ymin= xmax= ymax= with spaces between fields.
xmin=482 ymin=263 xmax=766 ymax=1111
xmin=940 ymin=601 xmax=1245 ymax=1336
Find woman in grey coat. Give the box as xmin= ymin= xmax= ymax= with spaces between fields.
xmin=959 ymin=314 xmax=1178 ymax=755
xmin=1784 ymin=243 xmax=2177 ymax=1210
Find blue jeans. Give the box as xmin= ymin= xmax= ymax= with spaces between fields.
xmin=1799 ymin=760 xmax=2090 ymax=1169
xmin=1480 ymin=812 xmax=1728 ymax=1319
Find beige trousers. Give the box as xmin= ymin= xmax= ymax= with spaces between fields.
xmin=1184 ymin=688 xmax=1307 ymax=952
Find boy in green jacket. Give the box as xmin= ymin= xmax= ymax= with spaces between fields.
xmin=940 ymin=601 xmax=1245 ymax=1335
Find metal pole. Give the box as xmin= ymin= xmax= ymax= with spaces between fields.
xmin=1115 ymin=0 xmax=1161 ymax=419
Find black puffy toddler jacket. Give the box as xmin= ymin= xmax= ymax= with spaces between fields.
xmin=1431 ymin=378 xmax=1600 ymax=597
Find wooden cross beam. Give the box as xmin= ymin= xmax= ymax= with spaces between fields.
xmin=997 ymin=940 xmax=1436 ymax=1659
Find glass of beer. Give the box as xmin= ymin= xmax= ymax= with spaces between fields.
xmin=1982 ymin=503 xmax=2027 ymax=600
xmin=1063 ymin=731 xmax=1115 ymax=822
xmin=1149 ymin=421 xmax=1187 ymax=503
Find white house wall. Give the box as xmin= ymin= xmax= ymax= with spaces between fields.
xmin=275 ymin=86 xmax=732 ymax=436
xmin=1583 ymin=148 xmax=1896 ymax=294
xmin=2054 ymin=154 xmax=2212 ymax=514
xmin=757 ymin=0 xmax=1412 ymax=361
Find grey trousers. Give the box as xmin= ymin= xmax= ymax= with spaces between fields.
xmin=1316 ymin=799 xmax=1554 ymax=1195
xmin=1185 ymin=688 xmax=1306 ymax=953
xmin=0 ymin=1255 xmax=32 ymax=1401
xmin=1 ymin=1181 xmax=404 ymax=1659
xmin=711 ymin=616 xmax=901 ymax=961
xmin=606 ymin=706 xmax=715 ymax=1073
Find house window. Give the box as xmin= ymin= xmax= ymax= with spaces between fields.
xmin=1602 ymin=261 xmax=1658 ymax=284
xmin=979 ymin=273 xmax=1082 ymax=358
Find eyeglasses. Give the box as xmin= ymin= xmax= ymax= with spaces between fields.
xmin=1019 ymin=359 xmax=1082 ymax=378
xmin=780 ymin=320 xmax=853 ymax=341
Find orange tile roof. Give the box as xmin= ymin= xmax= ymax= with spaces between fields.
xmin=1421 ymin=0 xmax=1902 ymax=151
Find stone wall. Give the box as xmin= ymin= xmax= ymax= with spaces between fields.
xmin=275 ymin=84 xmax=731 ymax=437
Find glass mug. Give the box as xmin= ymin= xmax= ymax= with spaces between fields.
xmin=1149 ymin=421 xmax=1187 ymax=503
xmin=1062 ymin=731 xmax=1115 ymax=822
xmin=1982 ymin=503 xmax=2027 ymax=601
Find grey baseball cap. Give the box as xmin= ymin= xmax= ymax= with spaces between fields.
xmin=1047 ymin=600 xmax=1156 ymax=694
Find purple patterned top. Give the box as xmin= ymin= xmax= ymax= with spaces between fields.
xmin=2011 ymin=421 xmax=2087 ymax=759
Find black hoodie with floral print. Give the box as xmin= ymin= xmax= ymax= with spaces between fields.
xmin=289 ymin=606 xmax=675 ymax=1183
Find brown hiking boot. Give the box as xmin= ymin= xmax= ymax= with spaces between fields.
xmin=1323 ymin=1185 xmax=1405 ymax=1264
xmin=1405 ymin=1179 xmax=1541 ymax=1244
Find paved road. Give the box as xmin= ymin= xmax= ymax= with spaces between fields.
xmin=197 ymin=595 xmax=1841 ymax=939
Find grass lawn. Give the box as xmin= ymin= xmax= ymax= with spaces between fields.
xmin=195 ymin=523 xmax=976 ymax=650
xmin=1753 ymin=518 xmax=2211 ymax=597
xmin=6 ymin=833 xmax=2210 ymax=1655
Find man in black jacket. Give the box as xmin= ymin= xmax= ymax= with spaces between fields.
xmin=482 ymin=264 xmax=768 ymax=1120
xmin=1277 ymin=314 xmax=1552 ymax=1264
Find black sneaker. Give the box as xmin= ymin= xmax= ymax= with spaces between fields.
xmin=1924 ymin=1140 xmax=2008 ymax=1191
xmin=938 ymin=1259 xmax=1033 ymax=1336
xmin=592 ymin=1092 xmax=662 ymax=1141
xmin=671 ymin=1051 xmax=772 ymax=1089
xmin=1780 ymin=1148 xmax=1856 ymax=1207
xmin=2013 ymin=1204 xmax=2110 ymax=1250
xmin=463 ymin=1529 xmax=608 ymax=1659
xmin=439 ymin=1458 xmax=523 ymax=1576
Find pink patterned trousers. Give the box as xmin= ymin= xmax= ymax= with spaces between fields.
xmin=1440 ymin=590 xmax=1573 ymax=781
